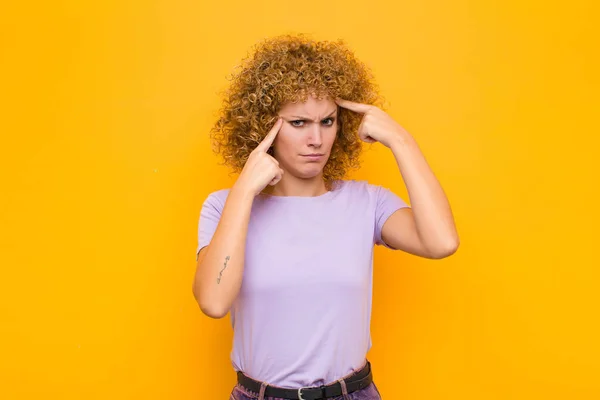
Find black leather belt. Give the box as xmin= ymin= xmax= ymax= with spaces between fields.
xmin=236 ymin=360 xmax=373 ymax=400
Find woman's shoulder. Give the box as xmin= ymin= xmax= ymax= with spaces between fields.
xmin=201 ymin=188 xmax=231 ymax=209
xmin=207 ymin=187 xmax=231 ymax=197
xmin=335 ymin=179 xmax=381 ymax=195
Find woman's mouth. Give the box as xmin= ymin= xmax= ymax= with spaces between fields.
xmin=301 ymin=154 xmax=324 ymax=161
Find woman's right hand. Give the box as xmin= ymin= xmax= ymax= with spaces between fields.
xmin=233 ymin=117 xmax=284 ymax=197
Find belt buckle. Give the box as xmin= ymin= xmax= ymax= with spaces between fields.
xmin=297 ymin=387 xmax=306 ymax=400
xmin=298 ymin=385 xmax=326 ymax=400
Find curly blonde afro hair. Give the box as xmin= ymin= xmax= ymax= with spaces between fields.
xmin=210 ymin=33 xmax=382 ymax=189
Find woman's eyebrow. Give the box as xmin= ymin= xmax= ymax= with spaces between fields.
xmin=290 ymin=109 xmax=337 ymax=121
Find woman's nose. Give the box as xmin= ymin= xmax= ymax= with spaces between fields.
xmin=307 ymin=125 xmax=322 ymax=146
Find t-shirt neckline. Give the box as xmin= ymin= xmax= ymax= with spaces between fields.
xmin=257 ymin=180 xmax=344 ymax=201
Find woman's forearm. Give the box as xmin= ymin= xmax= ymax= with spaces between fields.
xmin=193 ymin=185 xmax=254 ymax=318
xmin=390 ymin=135 xmax=459 ymax=255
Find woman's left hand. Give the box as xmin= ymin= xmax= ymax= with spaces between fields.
xmin=335 ymin=98 xmax=412 ymax=148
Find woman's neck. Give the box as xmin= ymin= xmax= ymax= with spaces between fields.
xmin=262 ymin=175 xmax=328 ymax=197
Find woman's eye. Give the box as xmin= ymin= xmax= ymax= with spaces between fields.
xmin=289 ymin=118 xmax=334 ymax=127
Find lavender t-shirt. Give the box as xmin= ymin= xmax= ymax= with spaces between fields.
xmin=195 ymin=179 xmax=409 ymax=388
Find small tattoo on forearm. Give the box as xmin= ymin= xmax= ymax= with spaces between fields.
xmin=217 ymin=256 xmax=230 ymax=284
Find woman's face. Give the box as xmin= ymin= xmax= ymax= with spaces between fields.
xmin=273 ymin=95 xmax=338 ymax=179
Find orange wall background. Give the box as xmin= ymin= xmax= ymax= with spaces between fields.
xmin=1 ymin=1 xmax=598 ymax=399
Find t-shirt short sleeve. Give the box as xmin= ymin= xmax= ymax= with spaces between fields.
xmin=374 ymin=185 xmax=410 ymax=248
xmin=195 ymin=191 xmax=226 ymax=261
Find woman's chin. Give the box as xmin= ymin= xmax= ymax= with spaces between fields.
xmin=293 ymin=165 xmax=324 ymax=179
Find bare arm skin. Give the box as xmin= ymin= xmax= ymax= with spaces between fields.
xmin=192 ymin=118 xmax=284 ymax=319
xmin=192 ymin=187 xmax=254 ymax=319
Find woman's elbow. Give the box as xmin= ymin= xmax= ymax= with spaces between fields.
xmin=200 ymin=303 xmax=229 ymax=319
xmin=192 ymin=286 xmax=229 ymax=319
xmin=428 ymin=238 xmax=460 ymax=259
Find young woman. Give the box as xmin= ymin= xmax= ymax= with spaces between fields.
xmin=193 ymin=34 xmax=459 ymax=400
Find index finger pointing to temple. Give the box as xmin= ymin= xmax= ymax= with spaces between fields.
xmin=335 ymin=98 xmax=372 ymax=114
xmin=256 ymin=117 xmax=283 ymax=152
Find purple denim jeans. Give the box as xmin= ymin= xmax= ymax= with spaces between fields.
xmin=229 ymin=361 xmax=383 ymax=400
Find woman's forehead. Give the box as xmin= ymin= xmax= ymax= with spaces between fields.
xmin=279 ymin=95 xmax=337 ymax=117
